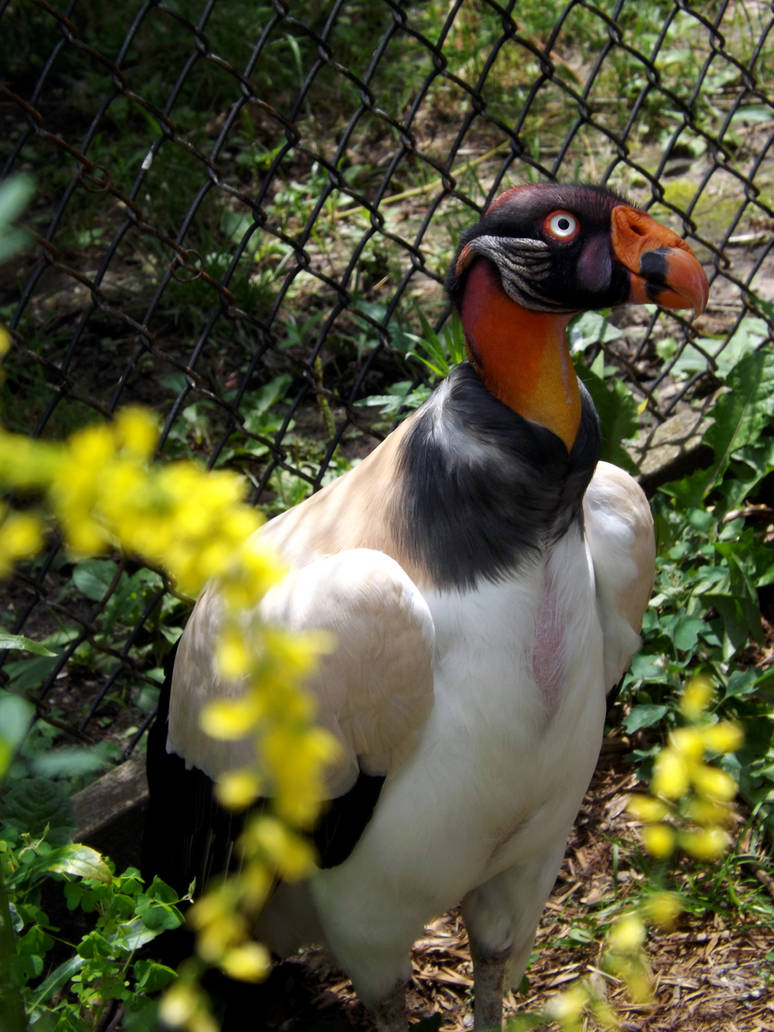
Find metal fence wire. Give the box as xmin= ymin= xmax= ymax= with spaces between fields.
xmin=1 ymin=0 xmax=772 ymax=765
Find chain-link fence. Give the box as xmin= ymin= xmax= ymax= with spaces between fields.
xmin=1 ymin=0 xmax=772 ymax=770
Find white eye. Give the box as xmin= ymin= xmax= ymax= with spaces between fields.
xmin=545 ymin=210 xmax=580 ymax=241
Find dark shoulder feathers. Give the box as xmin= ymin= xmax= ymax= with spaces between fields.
xmin=390 ymin=363 xmax=600 ymax=591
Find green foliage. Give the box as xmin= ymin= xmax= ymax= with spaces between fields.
xmin=0 ymin=826 xmax=182 ymax=1032
xmin=621 ymin=347 xmax=774 ymax=835
xmin=0 ymin=650 xmax=186 ymax=1032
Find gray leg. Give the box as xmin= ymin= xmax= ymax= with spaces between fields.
xmin=369 ymin=979 xmax=409 ymax=1032
xmin=461 ymin=851 xmax=566 ymax=1031
xmin=468 ymin=937 xmax=509 ymax=1030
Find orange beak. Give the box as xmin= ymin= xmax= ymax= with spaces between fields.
xmin=611 ymin=205 xmax=708 ymax=315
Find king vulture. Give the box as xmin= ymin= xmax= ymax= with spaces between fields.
xmin=143 ymin=183 xmax=708 ymax=1031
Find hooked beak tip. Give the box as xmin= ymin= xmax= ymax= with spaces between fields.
xmin=634 ymin=246 xmax=709 ymax=315
xmin=612 ymin=205 xmax=709 ymax=316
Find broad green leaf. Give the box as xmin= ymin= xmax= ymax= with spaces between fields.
xmin=136 ymin=894 xmax=184 ymax=932
xmin=672 ymin=616 xmax=707 ymax=652
xmin=628 ymin=653 xmax=665 ymax=681
xmin=723 ymin=669 xmax=759 ymax=701
xmin=0 ymin=776 xmax=74 ymax=838
xmin=72 ymin=558 xmax=119 ymax=601
xmin=0 ymin=174 xmax=34 ymax=262
xmin=112 ymin=915 xmax=171 ymax=951
xmin=568 ymin=309 xmax=623 ymax=351
xmin=659 ymin=318 xmax=768 ymax=381
xmin=45 ymin=843 xmax=113 ymax=883
xmin=623 ymin=703 xmax=669 ymax=733
xmin=132 ymin=958 xmax=177 ymax=994
xmin=3 ymin=628 xmax=77 ymax=692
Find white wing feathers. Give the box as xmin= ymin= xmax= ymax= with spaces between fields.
xmin=167 ymin=548 xmax=435 ymax=797
xmin=584 ymin=461 xmax=656 ymax=689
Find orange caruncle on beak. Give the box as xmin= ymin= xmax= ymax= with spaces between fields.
xmin=611 ymin=205 xmax=709 ymax=315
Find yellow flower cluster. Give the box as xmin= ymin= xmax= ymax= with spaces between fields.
xmin=628 ymin=674 xmax=742 ymax=861
xmin=0 ymin=406 xmax=338 ymax=1029
xmin=0 ymin=408 xmax=264 ymax=594
xmin=537 ymin=676 xmax=743 ymax=1032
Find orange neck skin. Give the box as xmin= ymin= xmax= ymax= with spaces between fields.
xmin=461 ymin=260 xmax=581 ymax=452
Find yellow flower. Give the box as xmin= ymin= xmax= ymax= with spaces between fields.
xmin=680 ymin=674 xmax=714 ymax=720
xmin=219 ymin=942 xmax=271 ymax=982
xmin=678 ymin=827 xmax=730 ymax=860
xmin=68 ymin=423 xmax=116 ymax=469
xmin=625 ymin=964 xmax=652 ymax=1004
xmin=684 ymin=797 xmax=731 ymax=827
xmin=669 ymin=726 xmax=705 ymax=763
xmin=215 ymin=769 xmax=262 ymax=811
xmin=689 ymin=763 xmax=737 ymax=802
xmin=240 ymin=863 xmax=273 ymax=910
xmin=701 ymin=721 xmax=743 ymax=755
xmin=652 ymin=747 xmax=690 ymax=800
xmin=159 ymin=981 xmax=219 ymax=1032
xmin=641 ymin=822 xmax=676 ymax=858
xmin=200 ymin=696 xmax=262 ymax=740
xmin=216 ymin=627 xmax=254 ymax=681
xmin=544 ymin=983 xmax=589 ymax=1029
xmin=240 ymin=815 xmax=315 ymax=880
xmin=0 ymin=510 xmax=43 ymax=574
xmin=114 ymin=406 xmax=159 ymax=458
xmin=642 ymin=891 xmax=682 ymax=929
xmin=195 ymin=911 xmax=247 ymax=963
xmin=608 ymin=913 xmax=646 ymax=953
xmin=627 ymin=794 xmax=669 ymax=823
xmin=159 ymin=982 xmax=199 ymax=1026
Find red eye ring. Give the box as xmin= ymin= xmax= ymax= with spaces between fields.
xmin=544 ymin=210 xmax=580 ymax=242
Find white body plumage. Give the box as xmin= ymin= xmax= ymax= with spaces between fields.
xmin=167 ymin=462 xmax=652 ymax=1014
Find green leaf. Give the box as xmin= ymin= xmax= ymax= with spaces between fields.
xmin=0 ymin=691 xmax=34 ymax=776
xmin=568 ymin=310 xmax=623 ymax=351
xmin=72 ymin=558 xmax=118 ymax=601
xmin=0 ymin=776 xmax=74 ymax=838
xmin=32 ymin=742 xmax=114 ymax=779
xmin=0 ymin=634 xmax=56 ymax=656
xmin=672 ymin=616 xmax=706 ymax=652
xmin=723 ymin=669 xmax=759 ymax=701
xmin=700 ymin=349 xmax=774 ymax=495
xmin=136 ymin=894 xmax=184 ymax=932
xmin=45 ymin=843 xmax=113 ymax=883
xmin=623 ymin=703 xmax=669 ymax=733
xmin=3 ymin=628 xmax=77 ymax=692
xmin=627 ymin=652 xmax=666 ymax=681
xmin=572 ymin=357 xmax=638 ymax=470
xmin=28 ymin=955 xmax=83 ymax=1015
xmin=0 ymin=175 xmax=34 ymax=263
xmin=132 ymin=958 xmax=176 ymax=994
xmin=111 ymin=916 xmax=169 ymax=952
